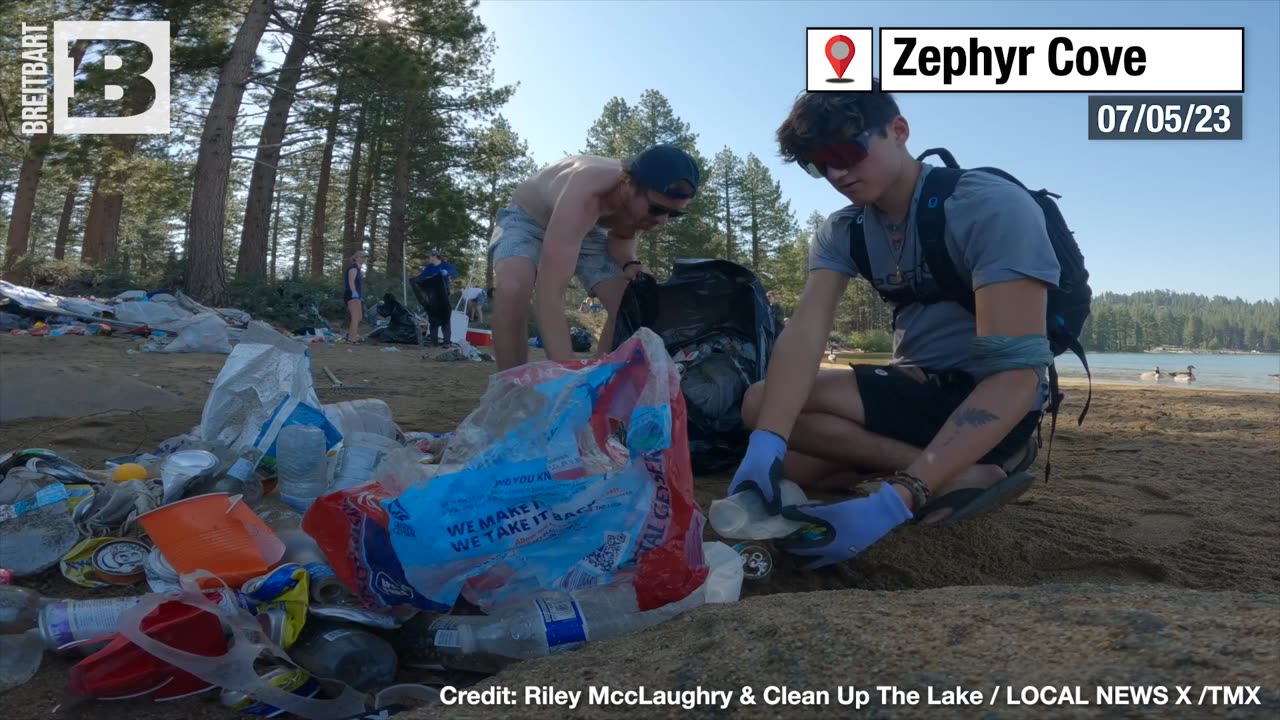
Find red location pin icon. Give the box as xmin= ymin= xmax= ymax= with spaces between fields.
xmin=825 ymin=35 xmax=855 ymax=80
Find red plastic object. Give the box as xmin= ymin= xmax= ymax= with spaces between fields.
xmin=68 ymin=598 xmax=228 ymax=702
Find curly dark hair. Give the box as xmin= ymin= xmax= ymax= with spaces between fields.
xmin=775 ymin=78 xmax=902 ymax=163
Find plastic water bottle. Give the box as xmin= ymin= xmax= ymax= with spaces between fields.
xmin=0 ymin=586 xmax=48 ymax=634
xmin=0 ymin=629 xmax=43 ymax=693
xmin=431 ymin=582 xmax=707 ymax=661
xmin=276 ymin=425 xmax=328 ymax=512
xmin=288 ymin=621 xmax=398 ymax=692
xmin=709 ymin=479 xmax=811 ymax=540
xmin=331 ymin=433 xmax=400 ymax=492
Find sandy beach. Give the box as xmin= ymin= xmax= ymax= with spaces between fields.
xmin=1 ymin=334 xmax=1277 ymax=719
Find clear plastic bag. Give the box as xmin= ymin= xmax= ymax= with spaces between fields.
xmin=305 ymin=329 xmax=708 ymax=614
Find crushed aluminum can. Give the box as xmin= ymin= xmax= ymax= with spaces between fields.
xmin=61 ymin=537 xmax=150 ymax=587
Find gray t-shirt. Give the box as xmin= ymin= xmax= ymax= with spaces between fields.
xmin=810 ymin=164 xmax=1061 ymax=409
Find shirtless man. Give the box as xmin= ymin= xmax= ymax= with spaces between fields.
xmin=489 ymin=144 xmax=700 ymax=370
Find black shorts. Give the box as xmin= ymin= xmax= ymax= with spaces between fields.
xmin=853 ymin=364 xmax=1040 ymax=469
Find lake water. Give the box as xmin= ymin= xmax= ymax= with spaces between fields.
xmin=1053 ymin=352 xmax=1280 ymax=394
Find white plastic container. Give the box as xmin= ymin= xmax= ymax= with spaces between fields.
xmin=323 ymin=399 xmax=397 ymax=439
xmin=708 ymin=479 xmax=810 ymax=540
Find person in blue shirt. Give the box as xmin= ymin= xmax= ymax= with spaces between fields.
xmin=415 ymin=250 xmax=459 ymax=344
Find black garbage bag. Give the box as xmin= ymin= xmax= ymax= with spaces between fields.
xmin=367 ymin=293 xmax=420 ymax=344
xmin=611 ymin=259 xmax=779 ymax=475
xmin=570 ymin=326 xmax=594 ymax=353
xmin=411 ymin=275 xmax=450 ymax=324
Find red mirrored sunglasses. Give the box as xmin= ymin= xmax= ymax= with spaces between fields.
xmin=800 ymin=128 xmax=879 ymax=178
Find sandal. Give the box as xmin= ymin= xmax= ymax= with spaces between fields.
xmin=911 ymin=436 xmax=1040 ymax=527
xmin=910 ymin=470 xmax=1036 ymax=527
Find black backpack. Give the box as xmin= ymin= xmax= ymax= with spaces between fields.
xmin=849 ymin=147 xmax=1093 ymax=481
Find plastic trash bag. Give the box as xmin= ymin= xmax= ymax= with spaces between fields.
xmin=112 ymin=300 xmax=193 ymax=329
xmin=570 ymin=326 xmax=594 ymax=353
xmin=198 ymin=322 xmax=340 ymax=458
xmin=369 ymin=294 xmax=419 ymax=345
xmin=304 ymin=328 xmax=708 ymax=614
xmin=0 ymin=470 xmax=80 ymax=576
xmin=163 ymin=313 xmax=231 ymax=354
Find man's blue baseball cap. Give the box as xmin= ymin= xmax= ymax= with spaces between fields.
xmin=626 ymin=144 xmax=700 ymax=199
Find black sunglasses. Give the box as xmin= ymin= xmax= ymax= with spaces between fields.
xmin=648 ymin=203 xmax=686 ymax=219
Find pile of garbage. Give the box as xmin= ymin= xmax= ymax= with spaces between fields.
xmin=0 ymin=323 xmax=744 ymax=717
xmin=1 ymin=281 xmax=254 ymax=354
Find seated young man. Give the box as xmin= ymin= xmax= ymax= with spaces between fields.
xmin=489 ymin=144 xmax=699 ymax=370
xmin=730 ymin=83 xmax=1060 ymax=569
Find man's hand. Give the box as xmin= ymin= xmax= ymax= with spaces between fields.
xmin=778 ymin=482 xmax=913 ymax=569
xmin=728 ymin=429 xmax=787 ymax=512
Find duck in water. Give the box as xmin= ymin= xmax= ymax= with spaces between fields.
xmin=1139 ymin=366 xmax=1163 ymax=381
xmin=1169 ymin=365 xmax=1196 ymax=383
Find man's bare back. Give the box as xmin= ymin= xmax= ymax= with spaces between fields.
xmin=510 ymin=155 xmax=625 ymax=229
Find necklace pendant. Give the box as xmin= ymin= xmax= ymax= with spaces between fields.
xmin=893 ymin=270 xmax=904 ymax=284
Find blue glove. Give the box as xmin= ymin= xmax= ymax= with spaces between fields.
xmin=728 ymin=429 xmax=787 ymax=513
xmin=777 ymin=483 xmax=914 ymax=570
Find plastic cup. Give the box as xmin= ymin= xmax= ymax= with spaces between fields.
xmin=137 ymin=492 xmax=285 ymax=588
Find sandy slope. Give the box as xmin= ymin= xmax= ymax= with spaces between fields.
xmin=0 ymin=334 xmax=1276 ymax=719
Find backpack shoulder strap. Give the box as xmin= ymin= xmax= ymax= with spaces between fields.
xmin=915 ymin=166 xmax=973 ymax=314
xmin=847 ymin=208 xmax=875 ymax=287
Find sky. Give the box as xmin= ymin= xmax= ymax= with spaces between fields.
xmin=472 ymin=0 xmax=1280 ymax=303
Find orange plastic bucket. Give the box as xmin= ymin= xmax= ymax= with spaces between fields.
xmin=138 ymin=493 xmax=285 ymax=588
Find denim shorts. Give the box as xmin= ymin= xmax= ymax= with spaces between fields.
xmin=489 ymin=204 xmax=623 ymax=291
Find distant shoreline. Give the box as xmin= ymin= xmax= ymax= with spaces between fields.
xmin=1135 ymin=350 xmax=1280 ymax=356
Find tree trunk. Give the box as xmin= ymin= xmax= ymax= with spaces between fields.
xmin=292 ymin=194 xmax=305 ymax=280
xmin=309 ymin=79 xmax=345 ymax=277
xmin=81 ymin=85 xmax=151 ymax=264
xmin=185 ymin=0 xmax=273 ymax=303
xmin=484 ymin=179 xmax=497 ymax=290
xmin=367 ymin=190 xmax=380 ymax=271
xmin=340 ymin=103 xmax=367 ymax=260
xmin=385 ymin=99 xmax=417 ymax=279
xmin=750 ymin=195 xmax=760 ymax=269
xmin=3 ymin=44 xmax=87 ymax=273
xmin=723 ymin=181 xmax=732 ymax=262
xmin=236 ymin=0 xmax=325 ymax=277
xmin=54 ymin=184 xmax=78 ymax=260
xmin=355 ymin=133 xmax=381 ymax=251
xmin=269 ymin=192 xmax=281 ymax=281
xmin=4 ymin=134 xmax=52 ymax=272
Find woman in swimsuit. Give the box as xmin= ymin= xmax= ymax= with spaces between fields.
xmin=344 ymin=250 xmax=369 ymax=342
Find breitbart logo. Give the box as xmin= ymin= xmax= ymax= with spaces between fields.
xmin=18 ymin=20 xmax=170 ymax=135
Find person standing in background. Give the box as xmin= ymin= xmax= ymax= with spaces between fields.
xmin=415 ymin=250 xmax=459 ymax=344
xmin=343 ymin=250 xmax=369 ymax=343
